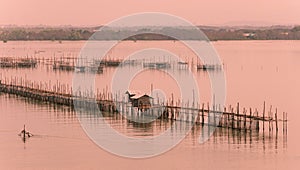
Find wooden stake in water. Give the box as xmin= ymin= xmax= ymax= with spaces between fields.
xmin=275 ymin=108 xmax=278 ymax=132
xmin=269 ymin=105 xmax=272 ymax=132
xmin=249 ymin=108 xmax=252 ymax=130
xmin=201 ymin=103 xmax=204 ymax=125
xmin=237 ymin=102 xmax=240 ymax=130
xmin=263 ymin=101 xmax=265 ymax=132
xmin=256 ymin=109 xmax=259 ymax=131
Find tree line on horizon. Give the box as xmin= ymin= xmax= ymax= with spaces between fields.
xmin=0 ymin=26 xmax=300 ymax=41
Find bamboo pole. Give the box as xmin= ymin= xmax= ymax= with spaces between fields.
xmin=269 ymin=105 xmax=272 ymax=132
xmin=249 ymin=108 xmax=252 ymax=130
xmin=275 ymin=108 xmax=278 ymax=132
xmin=201 ymin=103 xmax=204 ymax=125
xmin=263 ymin=101 xmax=265 ymax=132
xmin=237 ymin=102 xmax=240 ymax=130
xmin=243 ymin=108 xmax=247 ymax=130
xmin=256 ymin=109 xmax=259 ymax=131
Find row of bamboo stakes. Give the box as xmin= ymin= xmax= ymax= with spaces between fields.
xmin=0 ymin=76 xmax=288 ymax=134
xmin=162 ymin=100 xmax=287 ymax=134
xmin=1 ymin=55 xmax=223 ymax=72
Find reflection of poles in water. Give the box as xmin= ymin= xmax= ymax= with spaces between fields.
xmin=283 ymin=112 xmax=288 ymax=149
xmin=190 ymin=122 xmax=283 ymax=150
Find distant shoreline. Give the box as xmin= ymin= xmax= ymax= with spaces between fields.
xmin=1 ymin=25 xmax=300 ymax=41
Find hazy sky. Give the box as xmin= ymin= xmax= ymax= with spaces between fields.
xmin=0 ymin=0 xmax=299 ymax=26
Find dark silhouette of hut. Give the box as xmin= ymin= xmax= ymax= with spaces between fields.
xmin=125 ymin=91 xmax=153 ymax=110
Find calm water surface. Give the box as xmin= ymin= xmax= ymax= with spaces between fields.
xmin=0 ymin=40 xmax=299 ymax=169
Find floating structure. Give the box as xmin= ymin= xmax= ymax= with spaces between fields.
xmin=197 ymin=63 xmax=222 ymax=71
xmin=177 ymin=61 xmax=189 ymax=69
xmin=99 ymin=59 xmax=122 ymax=67
xmin=43 ymin=56 xmax=226 ymax=73
xmin=88 ymin=65 xmax=104 ymax=74
xmin=53 ymin=61 xmax=75 ymax=71
xmin=143 ymin=62 xmax=171 ymax=69
xmin=120 ymin=59 xmax=138 ymax=66
xmin=53 ymin=61 xmax=103 ymax=74
xmin=0 ymin=57 xmax=37 ymax=68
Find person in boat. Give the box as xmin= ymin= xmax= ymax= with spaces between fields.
xmin=19 ymin=125 xmax=33 ymax=137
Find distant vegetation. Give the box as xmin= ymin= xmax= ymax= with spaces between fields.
xmin=0 ymin=27 xmax=93 ymax=41
xmin=0 ymin=25 xmax=300 ymax=41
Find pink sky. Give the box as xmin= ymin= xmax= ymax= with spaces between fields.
xmin=0 ymin=0 xmax=299 ymax=26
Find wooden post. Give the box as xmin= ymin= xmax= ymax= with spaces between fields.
xmin=275 ymin=108 xmax=278 ymax=132
xmin=201 ymin=103 xmax=204 ymax=125
xmin=196 ymin=104 xmax=200 ymax=124
xmin=228 ymin=105 xmax=232 ymax=128
xmin=283 ymin=112 xmax=288 ymax=134
xmin=283 ymin=112 xmax=285 ymax=133
xmin=256 ymin=109 xmax=259 ymax=131
xmin=231 ymin=107 xmax=234 ymax=129
xmin=207 ymin=102 xmax=210 ymax=125
xmin=224 ymin=107 xmax=227 ymax=126
xmin=213 ymin=103 xmax=216 ymax=127
xmin=286 ymin=112 xmax=288 ymax=133
xmin=269 ymin=105 xmax=272 ymax=132
xmin=263 ymin=101 xmax=265 ymax=132
xmin=243 ymin=108 xmax=247 ymax=130
xmin=249 ymin=108 xmax=252 ymax=130
xmin=237 ymin=102 xmax=240 ymax=130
